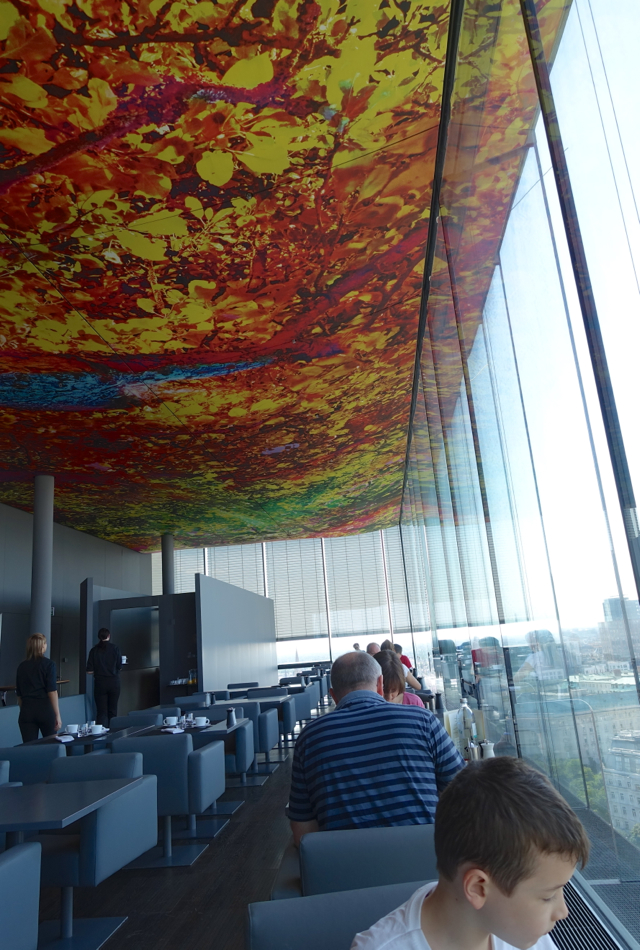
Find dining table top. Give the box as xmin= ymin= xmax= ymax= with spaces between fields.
xmin=0 ymin=777 xmax=142 ymax=832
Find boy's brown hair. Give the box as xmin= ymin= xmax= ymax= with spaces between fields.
xmin=435 ymin=757 xmax=589 ymax=894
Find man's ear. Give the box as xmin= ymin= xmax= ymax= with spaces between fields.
xmin=376 ymin=674 xmax=384 ymax=697
xmin=329 ymin=687 xmax=339 ymax=704
xmin=462 ymin=867 xmax=490 ymax=910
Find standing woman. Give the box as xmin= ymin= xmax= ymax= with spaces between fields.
xmin=16 ymin=633 xmax=61 ymax=742
xmin=87 ymin=627 xmax=122 ymax=728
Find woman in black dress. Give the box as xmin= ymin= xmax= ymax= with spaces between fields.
xmin=16 ymin=633 xmax=61 ymax=742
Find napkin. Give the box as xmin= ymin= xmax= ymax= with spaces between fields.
xmin=161 ymin=727 xmax=185 ymax=734
xmin=55 ymin=735 xmax=74 ymax=742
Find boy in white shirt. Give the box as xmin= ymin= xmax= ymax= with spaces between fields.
xmin=351 ymin=757 xmax=589 ymax=950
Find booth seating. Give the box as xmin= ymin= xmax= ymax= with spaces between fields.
xmin=0 ymin=745 xmax=65 ymax=785
xmin=279 ymin=677 xmax=304 ymax=686
xmin=228 ymin=682 xmax=259 ymax=689
xmin=35 ymin=758 xmax=157 ymax=945
xmin=112 ymin=733 xmax=227 ymax=866
xmin=214 ymin=690 xmax=232 ymax=701
xmin=248 ymin=880 xmax=426 ymax=950
xmin=271 ymin=825 xmax=437 ymax=900
xmin=0 ymin=842 xmax=41 ymax=950
xmin=110 ymin=713 xmax=162 ymax=730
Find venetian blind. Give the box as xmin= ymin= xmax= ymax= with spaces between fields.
xmin=206 ymin=543 xmax=265 ymax=596
xmin=264 ymin=538 xmax=327 ymax=640
xmin=324 ymin=532 xmax=390 ymax=638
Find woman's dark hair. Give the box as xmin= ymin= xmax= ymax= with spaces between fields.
xmin=380 ymin=638 xmax=394 ymax=652
xmin=374 ymin=650 xmax=405 ymax=697
xmin=98 ymin=628 xmax=110 ymax=646
xmin=435 ymin=757 xmax=589 ymax=894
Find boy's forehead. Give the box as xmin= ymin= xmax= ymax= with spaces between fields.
xmin=521 ymin=850 xmax=576 ymax=887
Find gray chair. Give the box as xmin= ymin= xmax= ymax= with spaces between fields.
xmin=110 ymin=713 xmax=162 ymax=730
xmin=173 ymin=693 xmax=211 ymax=710
xmin=36 ymin=773 xmax=157 ymax=945
xmin=130 ymin=705 xmax=181 ymax=719
xmin=271 ymin=825 xmax=437 ymax=900
xmin=112 ymin=732 xmax=227 ymax=867
xmin=0 ymin=745 xmax=65 ymax=784
xmin=217 ymin=718 xmax=254 ymax=786
xmin=248 ymin=880 xmax=427 ymax=950
xmin=214 ymin=690 xmax=232 ymax=700
xmin=0 ymin=760 xmax=8 ymax=785
xmin=48 ymin=752 xmax=143 ymax=783
xmin=301 ymin=825 xmax=437 ymax=895
xmin=276 ymin=696 xmax=298 ymax=747
xmin=227 ymin=681 xmax=259 ymax=689
xmin=286 ymin=687 xmax=313 ymax=730
xmin=247 ymin=687 xmax=288 ymax=698
xmin=0 ymin=843 xmax=41 ymax=950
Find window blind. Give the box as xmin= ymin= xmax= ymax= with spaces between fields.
xmin=382 ymin=526 xmax=413 ymax=635
xmin=174 ymin=548 xmax=205 ymax=593
xmin=206 ymin=543 xmax=264 ymax=596
xmin=264 ymin=538 xmax=328 ymax=640
xmin=324 ymin=533 xmax=390 ymax=638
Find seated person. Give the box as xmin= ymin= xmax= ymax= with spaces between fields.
xmin=374 ymin=650 xmax=425 ymax=707
xmin=288 ymin=652 xmax=464 ymax=844
xmin=351 ymin=756 xmax=589 ymax=949
xmin=394 ymin=642 xmax=413 ymax=671
xmin=380 ymin=640 xmax=422 ymax=690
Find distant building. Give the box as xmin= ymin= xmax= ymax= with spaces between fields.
xmin=603 ymin=731 xmax=640 ymax=837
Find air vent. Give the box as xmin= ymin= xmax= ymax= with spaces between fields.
xmin=552 ymin=882 xmax=621 ymax=950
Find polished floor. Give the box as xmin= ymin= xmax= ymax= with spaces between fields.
xmin=39 ymin=751 xmax=295 ymax=950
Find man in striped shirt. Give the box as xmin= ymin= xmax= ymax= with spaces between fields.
xmin=288 ymin=652 xmax=464 ymax=844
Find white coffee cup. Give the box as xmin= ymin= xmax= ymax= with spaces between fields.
xmin=194 ymin=717 xmax=209 ymax=727
xmin=164 ymin=716 xmax=178 ymax=726
xmin=66 ymin=724 xmax=78 ymax=735
xmin=89 ymin=721 xmax=96 ymax=727
xmin=91 ymin=724 xmax=103 ymax=735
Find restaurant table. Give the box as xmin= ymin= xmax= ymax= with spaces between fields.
xmin=0 ymin=778 xmax=143 ymax=948
xmin=24 ymin=723 xmax=152 ymax=755
xmin=0 ymin=777 xmax=142 ymax=847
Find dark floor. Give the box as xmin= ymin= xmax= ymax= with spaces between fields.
xmin=39 ymin=752 xmax=294 ymax=950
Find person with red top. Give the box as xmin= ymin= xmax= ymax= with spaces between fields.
xmin=394 ymin=642 xmax=413 ymax=671
xmin=374 ymin=650 xmax=425 ymax=708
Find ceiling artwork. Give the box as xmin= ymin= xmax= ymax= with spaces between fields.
xmin=0 ymin=0 xmax=449 ymax=550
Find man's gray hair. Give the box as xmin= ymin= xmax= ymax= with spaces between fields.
xmin=331 ymin=651 xmax=380 ymax=697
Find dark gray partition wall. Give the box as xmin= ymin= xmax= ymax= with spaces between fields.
xmin=82 ymin=574 xmax=276 ymax=707
xmin=196 ymin=574 xmax=277 ymax=692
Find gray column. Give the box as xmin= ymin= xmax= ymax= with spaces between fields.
xmin=161 ymin=533 xmax=175 ymax=595
xmin=30 ymin=474 xmax=54 ymax=648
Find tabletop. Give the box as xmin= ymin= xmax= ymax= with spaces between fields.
xmin=138 ymin=717 xmax=249 ymax=739
xmin=24 ymin=724 xmax=150 ymax=750
xmin=0 ymin=778 xmax=142 ymax=832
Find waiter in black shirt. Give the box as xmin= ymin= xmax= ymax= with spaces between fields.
xmin=86 ymin=627 xmax=122 ymax=728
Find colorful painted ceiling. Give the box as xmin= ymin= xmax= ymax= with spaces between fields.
xmin=0 ymin=0 xmax=567 ymax=551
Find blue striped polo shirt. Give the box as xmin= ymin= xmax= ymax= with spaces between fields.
xmin=288 ymin=690 xmax=465 ymax=829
